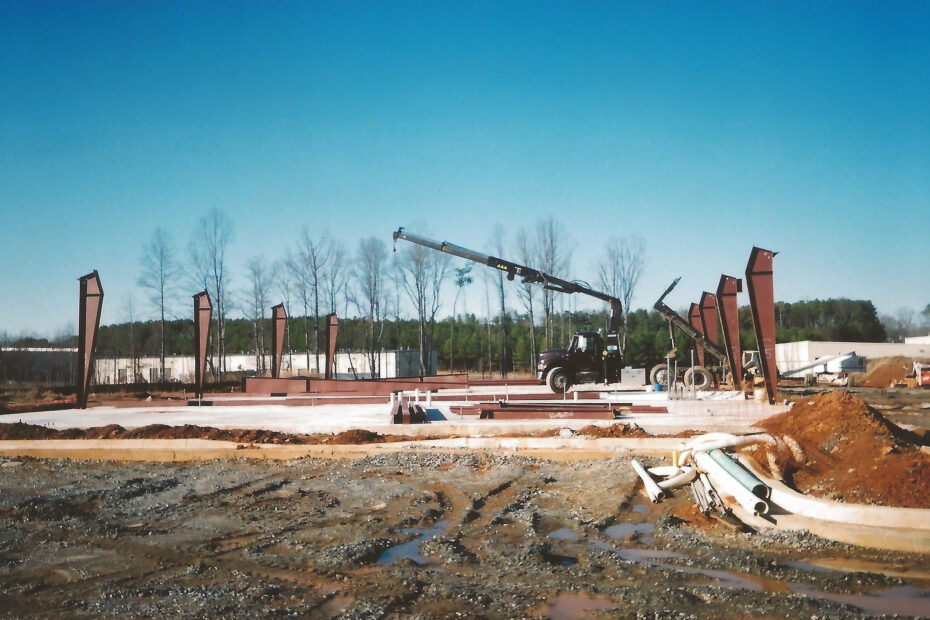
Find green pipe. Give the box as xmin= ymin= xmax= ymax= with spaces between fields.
xmin=708 ymin=449 xmax=770 ymax=499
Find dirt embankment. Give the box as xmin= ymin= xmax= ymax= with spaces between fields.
xmin=857 ymin=356 xmax=919 ymax=388
xmin=0 ymin=423 xmax=425 ymax=446
xmin=746 ymin=391 xmax=930 ymax=508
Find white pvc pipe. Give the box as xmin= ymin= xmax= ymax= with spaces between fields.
xmin=694 ymin=451 xmax=769 ymax=516
xmin=631 ymin=459 xmax=665 ymax=503
xmin=684 ymin=432 xmax=775 ymax=454
xmin=656 ymin=466 xmax=696 ymax=490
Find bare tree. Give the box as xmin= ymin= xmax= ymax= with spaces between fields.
xmin=353 ymin=237 xmax=388 ymax=377
xmin=122 ymin=294 xmax=139 ymax=383
xmin=396 ymin=241 xmax=450 ymax=377
xmin=535 ymin=217 xmax=571 ymax=349
xmin=138 ymin=227 xmax=178 ymax=382
xmin=514 ymin=227 xmax=538 ymax=368
xmin=243 ymin=256 xmax=270 ymax=374
xmin=598 ymin=235 xmax=645 ymax=353
xmin=450 ymin=264 xmax=473 ymax=372
xmin=295 ymin=229 xmax=329 ymax=372
xmin=492 ymin=225 xmax=508 ymax=377
xmin=189 ymin=209 xmax=234 ymax=377
xmin=324 ymin=239 xmax=348 ymax=315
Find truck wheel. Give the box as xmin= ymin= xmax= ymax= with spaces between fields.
xmin=683 ymin=366 xmax=712 ymax=390
xmin=649 ymin=364 xmax=670 ymax=386
xmin=546 ymin=367 xmax=572 ymax=393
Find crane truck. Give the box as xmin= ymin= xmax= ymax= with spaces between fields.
xmin=393 ymin=227 xmax=716 ymax=393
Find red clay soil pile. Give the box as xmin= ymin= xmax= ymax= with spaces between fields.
xmin=858 ymin=356 xmax=915 ymax=388
xmin=575 ymin=423 xmax=651 ymax=438
xmin=0 ymin=423 xmax=420 ymax=446
xmin=747 ymin=391 xmax=930 ymax=508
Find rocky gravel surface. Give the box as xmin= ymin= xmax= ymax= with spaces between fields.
xmin=0 ymin=452 xmax=928 ymax=618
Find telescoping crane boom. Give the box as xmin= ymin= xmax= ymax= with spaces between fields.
xmin=392 ymin=228 xmax=623 ymax=333
xmin=393 ymin=227 xmax=626 ymax=392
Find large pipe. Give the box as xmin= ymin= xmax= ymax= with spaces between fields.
xmin=708 ymin=449 xmax=770 ymax=499
xmin=631 ymin=459 xmax=665 ymax=503
xmin=694 ymin=451 xmax=769 ymax=516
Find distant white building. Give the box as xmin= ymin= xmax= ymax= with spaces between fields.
xmin=91 ymin=349 xmax=437 ymax=385
xmin=775 ymin=340 xmax=930 ymax=374
xmin=905 ymin=335 xmax=930 ymax=345
xmin=1 ymin=347 xmax=437 ymax=387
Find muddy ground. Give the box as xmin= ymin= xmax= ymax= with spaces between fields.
xmin=1 ymin=452 xmax=929 ymax=618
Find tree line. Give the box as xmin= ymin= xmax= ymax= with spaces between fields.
xmin=127 ymin=211 xmax=647 ymax=380
xmin=4 ymin=298 xmax=895 ymax=381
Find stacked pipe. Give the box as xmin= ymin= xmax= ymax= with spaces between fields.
xmin=629 ymin=432 xmax=774 ymax=518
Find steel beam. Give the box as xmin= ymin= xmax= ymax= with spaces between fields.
xmin=193 ymin=291 xmax=212 ymax=399
xmin=688 ymin=303 xmax=705 ymax=366
xmin=324 ymin=313 xmax=338 ymax=380
xmin=716 ymin=275 xmax=743 ymax=390
xmin=76 ymin=271 xmax=104 ymax=409
xmin=699 ymin=292 xmax=720 ymax=387
xmin=745 ymin=247 xmax=777 ymax=404
xmin=698 ymin=292 xmax=719 ymax=347
xmin=271 ymin=303 xmax=287 ymax=378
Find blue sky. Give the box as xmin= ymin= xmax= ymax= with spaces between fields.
xmin=1 ymin=1 xmax=928 ymax=337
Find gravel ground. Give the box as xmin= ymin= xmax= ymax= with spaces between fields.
xmin=0 ymin=452 xmax=929 ymax=618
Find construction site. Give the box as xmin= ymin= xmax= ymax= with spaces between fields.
xmin=1 ymin=232 xmax=929 ymax=619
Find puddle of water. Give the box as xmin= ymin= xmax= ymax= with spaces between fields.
xmin=792 ymin=584 xmax=930 ymax=617
xmin=548 ymin=527 xmax=579 ymax=541
xmin=594 ymin=540 xmax=930 ymax=615
xmin=321 ymin=594 xmax=352 ymax=615
xmin=535 ymin=593 xmax=615 ymax=620
xmin=631 ymin=503 xmax=649 ymax=515
xmin=788 ymin=558 xmax=930 ymax=583
xmin=377 ymin=520 xmax=448 ymax=566
xmin=603 ymin=522 xmax=654 ymax=540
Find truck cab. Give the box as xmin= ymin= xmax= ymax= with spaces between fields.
xmin=537 ymin=330 xmax=622 ymax=392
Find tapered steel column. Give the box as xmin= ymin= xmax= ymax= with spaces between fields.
xmin=716 ymin=275 xmax=743 ymax=389
xmin=699 ymin=292 xmax=720 ymax=387
xmin=688 ymin=303 xmax=705 ymax=366
xmin=193 ymin=291 xmax=212 ymax=399
xmin=746 ymin=247 xmax=777 ymax=404
xmin=698 ymin=292 xmax=719 ymax=348
xmin=324 ymin=313 xmax=339 ymax=380
xmin=271 ymin=303 xmax=287 ymax=378
xmin=76 ymin=271 xmax=104 ymax=409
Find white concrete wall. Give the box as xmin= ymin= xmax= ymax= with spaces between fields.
xmin=905 ymin=335 xmax=930 ymax=345
xmin=92 ymin=350 xmax=437 ymax=384
xmin=776 ymin=341 xmax=930 ymax=373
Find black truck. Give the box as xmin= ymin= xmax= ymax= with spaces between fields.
xmin=393 ymin=228 xmax=625 ymax=393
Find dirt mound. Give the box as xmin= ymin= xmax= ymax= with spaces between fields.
xmin=0 ymin=423 xmax=417 ymax=446
xmin=748 ymin=391 xmax=930 ymax=508
xmin=858 ymin=356 xmax=915 ymax=387
xmin=576 ymin=423 xmax=650 ymax=438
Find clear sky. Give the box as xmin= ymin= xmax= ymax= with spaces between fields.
xmin=1 ymin=1 xmax=928 ymax=337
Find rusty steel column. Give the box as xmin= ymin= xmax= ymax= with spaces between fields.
xmin=698 ymin=292 xmax=719 ymax=347
xmin=76 ymin=271 xmax=104 ymax=409
xmin=193 ymin=291 xmax=212 ymax=399
xmin=716 ymin=275 xmax=743 ymax=390
xmin=688 ymin=303 xmax=705 ymax=366
xmin=324 ymin=313 xmax=339 ymax=380
xmin=271 ymin=303 xmax=287 ymax=378
xmin=699 ymin=292 xmax=720 ymax=387
xmin=746 ymin=247 xmax=778 ymax=404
